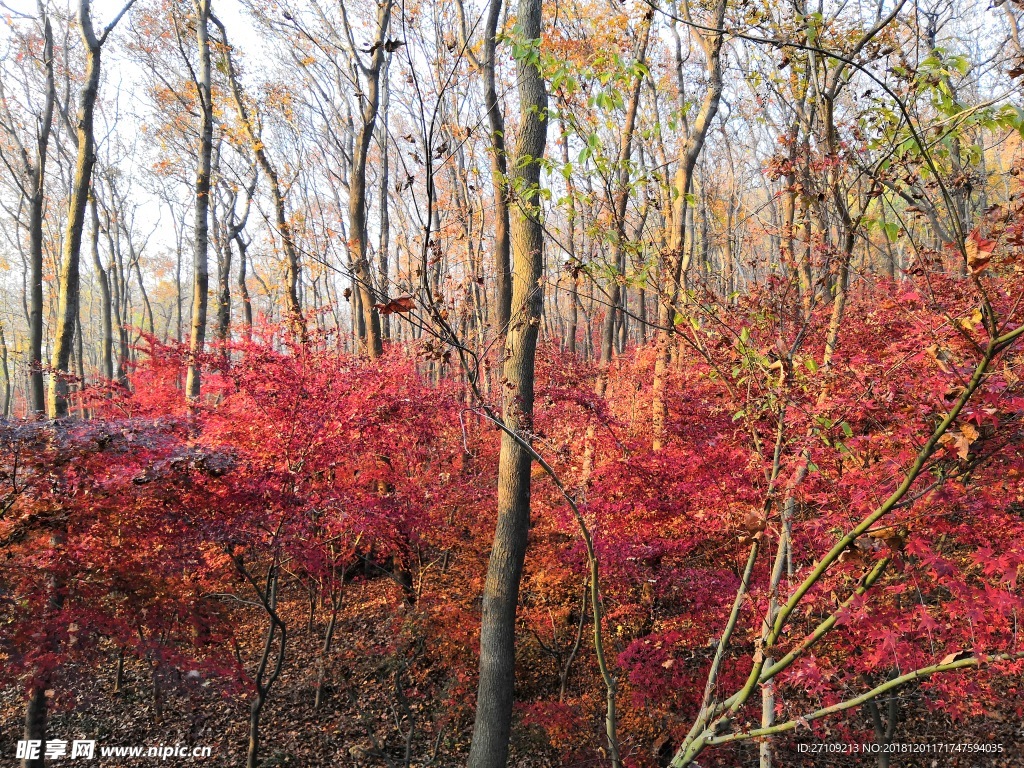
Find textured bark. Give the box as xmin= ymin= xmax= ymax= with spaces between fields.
xmin=214 ymin=16 xmax=304 ymax=337
xmin=186 ymin=0 xmax=213 ymax=401
xmin=467 ymin=0 xmax=548 ymax=762
xmin=483 ymin=0 xmax=512 ymax=334
xmin=0 ymin=323 xmax=10 ymax=417
xmin=26 ymin=13 xmax=53 ymax=414
xmin=597 ymin=15 xmax=652 ymax=395
xmin=89 ymin=196 xmax=113 ymax=381
xmin=215 ymin=214 xmax=231 ymax=343
xmin=49 ymin=0 xmax=131 ymax=417
xmin=21 ymin=686 xmax=46 ymax=768
xmin=0 ymin=3 xmax=54 ymax=414
xmin=345 ymin=0 xmax=392 ymax=358
xmin=236 ymin=234 xmax=253 ymax=335
xmin=650 ymin=0 xmax=727 ymax=450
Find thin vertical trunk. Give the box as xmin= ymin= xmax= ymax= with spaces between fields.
xmin=21 ymin=686 xmax=46 ymax=768
xmin=129 ymin=239 xmax=154 ymax=335
xmin=481 ymin=0 xmax=512 ymax=334
xmin=49 ymin=0 xmax=131 ymax=417
xmin=558 ymin=119 xmax=578 ymax=355
xmin=90 ymin=196 xmax=113 ymax=380
xmin=0 ymin=323 xmax=10 ymax=417
xmin=345 ymin=0 xmax=392 ymax=358
xmin=216 ymin=220 xmax=231 ymax=342
xmin=26 ymin=12 xmax=54 ymax=415
xmin=650 ymin=0 xmax=727 ymax=450
xmin=236 ymin=234 xmax=252 ymax=336
xmin=186 ymin=0 xmax=213 ymax=401
xmin=377 ymin=58 xmax=392 ymax=341
xmin=597 ymin=14 xmax=652 ymax=395
xmin=214 ymin=16 xmax=304 ymax=337
xmin=467 ymin=0 xmax=548 ymax=762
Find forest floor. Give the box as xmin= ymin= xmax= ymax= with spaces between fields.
xmin=2 ymin=573 xmax=1023 ymax=768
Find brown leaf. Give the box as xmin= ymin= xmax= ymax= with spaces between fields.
xmin=965 ymin=228 xmax=997 ymax=274
xmin=939 ymin=650 xmax=975 ymax=665
xmin=374 ymin=295 xmax=416 ymax=315
xmin=742 ymin=511 xmax=766 ymax=534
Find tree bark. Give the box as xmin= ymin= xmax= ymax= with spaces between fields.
xmin=90 ymin=196 xmax=113 ymax=380
xmin=482 ymin=0 xmax=512 ymax=335
xmin=597 ymin=14 xmax=652 ymax=395
xmin=345 ymin=0 xmax=392 ymax=358
xmin=186 ymin=0 xmax=213 ymax=401
xmin=650 ymin=0 xmax=727 ymax=450
xmin=27 ymin=11 xmax=54 ymax=415
xmin=0 ymin=322 xmax=10 ymax=417
xmin=49 ymin=0 xmax=131 ymax=417
xmin=214 ymin=16 xmax=304 ymax=338
xmin=467 ymin=0 xmax=548 ymax=762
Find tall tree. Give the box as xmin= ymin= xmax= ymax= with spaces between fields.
xmin=47 ymin=0 xmax=134 ymax=418
xmin=467 ymin=0 xmax=548 ymax=762
xmin=0 ymin=2 xmax=54 ymax=415
xmin=342 ymin=0 xmax=392 ymax=358
xmin=650 ymin=0 xmax=728 ymax=450
xmin=214 ymin=15 xmax=304 ymax=337
xmin=185 ymin=0 xmax=213 ymax=400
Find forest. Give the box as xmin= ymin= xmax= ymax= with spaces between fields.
xmin=1 ymin=0 xmax=1024 ymax=765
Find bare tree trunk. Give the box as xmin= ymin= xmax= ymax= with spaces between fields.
xmin=0 ymin=323 xmax=10 ymax=417
xmin=378 ymin=58 xmax=392 ymax=341
xmin=21 ymin=686 xmax=46 ymax=768
xmin=344 ymin=0 xmax=392 ymax=358
xmin=214 ymin=16 xmax=304 ymax=337
xmin=650 ymin=0 xmax=727 ymax=450
xmin=26 ymin=12 xmax=54 ymax=415
xmin=186 ymin=0 xmax=212 ymax=401
xmin=49 ymin=0 xmax=131 ymax=417
xmin=597 ymin=14 xmax=651 ymax=395
xmin=482 ymin=0 xmax=512 ymax=334
xmin=467 ymin=0 xmax=547 ymax=762
xmin=215 ymin=216 xmax=231 ymax=343
xmin=90 ymin=196 xmax=113 ymax=380
xmin=237 ymin=235 xmax=253 ymax=336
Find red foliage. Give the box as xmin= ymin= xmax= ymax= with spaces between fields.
xmin=4 ymin=266 xmax=1024 ymax=765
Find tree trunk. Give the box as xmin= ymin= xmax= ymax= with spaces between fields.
xmin=650 ymin=0 xmax=727 ymax=450
xmin=26 ymin=15 xmax=53 ymax=415
xmin=467 ymin=0 xmax=547 ymax=763
xmin=236 ymin=234 xmax=253 ymax=336
xmin=186 ymin=0 xmax=213 ymax=401
xmin=482 ymin=0 xmax=512 ymax=335
xmin=215 ymin=16 xmax=304 ymax=337
xmin=346 ymin=0 xmax=392 ymax=358
xmin=216 ymin=219 xmax=231 ymax=343
xmin=90 ymin=196 xmax=113 ymax=380
xmin=49 ymin=0 xmax=121 ymax=418
xmin=21 ymin=685 xmax=47 ymax=768
xmin=0 ymin=323 xmax=9 ymax=417
xmin=597 ymin=14 xmax=652 ymax=395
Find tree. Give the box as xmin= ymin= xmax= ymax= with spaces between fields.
xmin=467 ymin=0 xmax=549 ymax=762
xmin=0 ymin=2 xmax=53 ymax=415
xmin=213 ymin=15 xmax=304 ymax=338
xmin=650 ymin=0 xmax=728 ymax=451
xmin=185 ymin=0 xmax=213 ymax=401
xmin=47 ymin=0 xmax=134 ymax=418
